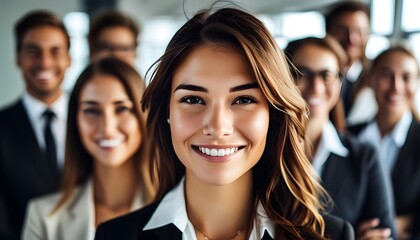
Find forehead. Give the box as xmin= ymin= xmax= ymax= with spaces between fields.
xmin=334 ymin=11 xmax=369 ymax=27
xmin=293 ymin=44 xmax=339 ymax=68
xmin=97 ymin=26 xmax=136 ymax=43
xmin=172 ymin=44 xmax=255 ymax=87
xmin=21 ymin=26 xmax=68 ymax=48
xmin=375 ymin=52 xmax=419 ymax=72
xmin=80 ymin=74 xmax=129 ymax=101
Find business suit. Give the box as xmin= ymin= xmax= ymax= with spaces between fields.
xmin=350 ymin=119 xmax=420 ymax=239
xmin=0 ymin=100 xmax=61 ymax=239
xmin=349 ymin=120 xmax=420 ymax=239
xmin=321 ymin=134 xmax=395 ymax=238
xmin=22 ymin=179 xmax=143 ymax=240
xmin=94 ymin=201 xmax=354 ymax=240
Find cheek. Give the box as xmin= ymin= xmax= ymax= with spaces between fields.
xmin=77 ymin=115 xmax=94 ymax=148
xmin=123 ymin=117 xmax=142 ymax=146
xmin=237 ymin=108 xmax=269 ymax=145
xmin=170 ymin=108 xmax=202 ymax=143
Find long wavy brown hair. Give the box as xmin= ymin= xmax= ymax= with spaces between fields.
xmin=142 ymin=7 xmax=330 ymax=239
xmin=54 ymin=58 xmax=155 ymax=212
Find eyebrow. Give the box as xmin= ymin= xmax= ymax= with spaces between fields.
xmin=79 ymin=100 xmax=131 ymax=105
xmin=174 ymin=82 xmax=259 ymax=93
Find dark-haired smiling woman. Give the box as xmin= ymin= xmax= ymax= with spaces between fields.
xmin=95 ymin=7 xmax=354 ymax=240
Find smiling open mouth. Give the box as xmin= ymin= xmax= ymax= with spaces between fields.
xmin=193 ymin=146 xmax=245 ymax=157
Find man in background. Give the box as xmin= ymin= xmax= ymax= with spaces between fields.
xmin=0 ymin=10 xmax=70 ymax=239
xmin=88 ymin=10 xmax=140 ymax=66
xmin=325 ymin=1 xmax=371 ymax=121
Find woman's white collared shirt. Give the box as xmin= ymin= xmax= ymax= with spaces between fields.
xmin=143 ymin=177 xmax=275 ymax=240
xmin=312 ymin=121 xmax=349 ymax=176
xmin=22 ymin=179 xmax=143 ymax=240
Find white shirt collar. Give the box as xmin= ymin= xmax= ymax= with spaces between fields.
xmin=360 ymin=111 xmax=412 ymax=147
xmin=144 ymin=177 xmax=275 ymax=239
xmin=390 ymin=111 xmax=412 ymax=147
xmin=312 ymin=121 xmax=349 ymax=174
xmin=345 ymin=61 xmax=363 ymax=83
xmin=22 ymin=92 xmax=68 ymax=121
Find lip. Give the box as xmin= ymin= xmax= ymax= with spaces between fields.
xmin=192 ymin=145 xmax=245 ymax=163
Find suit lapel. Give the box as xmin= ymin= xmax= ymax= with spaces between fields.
xmin=12 ymin=101 xmax=59 ymax=187
xmin=60 ymin=180 xmax=95 ymax=240
xmin=143 ymin=223 xmax=183 ymax=239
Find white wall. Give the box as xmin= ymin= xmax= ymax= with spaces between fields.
xmin=0 ymin=0 xmax=81 ymax=108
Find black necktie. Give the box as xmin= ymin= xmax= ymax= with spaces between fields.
xmin=43 ymin=109 xmax=57 ymax=170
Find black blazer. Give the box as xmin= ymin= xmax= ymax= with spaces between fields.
xmin=349 ymin=119 xmax=420 ymax=239
xmin=321 ymin=134 xmax=395 ymax=239
xmin=0 ymin=100 xmax=60 ymax=240
xmin=95 ymin=201 xmax=354 ymax=240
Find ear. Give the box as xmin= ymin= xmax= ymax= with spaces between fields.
xmin=16 ymin=53 xmax=21 ymax=67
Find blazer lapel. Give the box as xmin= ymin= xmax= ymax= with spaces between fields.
xmin=60 ymin=180 xmax=95 ymax=240
xmin=143 ymin=223 xmax=183 ymax=239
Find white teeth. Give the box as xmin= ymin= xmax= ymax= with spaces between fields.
xmin=308 ymin=98 xmax=322 ymax=106
xmin=36 ymin=71 xmax=54 ymax=80
xmin=198 ymin=147 xmax=239 ymax=157
xmin=98 ymin=139 xmax=123 ymax=148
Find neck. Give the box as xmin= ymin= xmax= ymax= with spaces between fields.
xmin=185 ymin=171 xmax=253 ymax=240
xmin=27 ymin=88 xmax=62 ymax=105
xmin=376 ymin=110 xmax=404 ymax=137
xmin=93 ymin=159 xmax=138 ymax=211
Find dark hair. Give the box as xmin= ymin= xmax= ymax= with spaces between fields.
xmin=54 ymin=58 xmax=154 ymax=211
xmin=142 ymin=7 xmax=329 ymax=239
xmin=88 ymin=10 xmax=140 ymax=51
xmin=324 ymin=1 xmax=370 ymax=33
xmin=285 ymin=36 xmax=348 ymax=132
xmin=14 ymin=10 xmax=70 ymax=53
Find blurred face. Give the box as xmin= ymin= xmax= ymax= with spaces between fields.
xmin=78 ymin=74 xmax=141 ymax=168
xmin=328 ymin=11 xmax=370 ymax=65
xmin=371 ymin=51 xmax=419 ymax=120
xmin=17 ymin=26 xmax=70 ymax=103
xmin=169 ymin=44 xmax=270 ymax=186
xmin=292 ymin=45 xmax=341 ymax=120
xmin=91 ymin=26 xmax=137 ymax=66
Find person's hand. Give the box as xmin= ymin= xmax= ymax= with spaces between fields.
xmin=396 ymin=214 xmax=413 ymax=240
xmin=357 ymin=218 xmax=392 ymax=240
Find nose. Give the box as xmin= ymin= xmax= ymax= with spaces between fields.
xmin=390 ymin=75 xmax=403 ymax=92
xmin=202 ymin=104 xmax=234 ymax=138
xmin=307 ymin=75 xmax=326 ymax=94
xmin=99 ymin=110 xmax=117 ymax=136
xmin=39 ymin=51 xmax=53 ymax=69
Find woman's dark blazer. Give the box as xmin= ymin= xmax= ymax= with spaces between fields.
xmin=94 ymin=201 xmax=354 ymax=240
xmin=320 ymin=133 xmax=395 ymax=239
xmin=349 ymin=119 xmax=420 ymax=239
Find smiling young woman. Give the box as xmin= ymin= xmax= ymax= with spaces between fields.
xmin=94 ymin=7 xmax=353 ymax=240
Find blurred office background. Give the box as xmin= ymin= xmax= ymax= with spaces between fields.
xmin=1 ymin=0 xmax=419 ymax=107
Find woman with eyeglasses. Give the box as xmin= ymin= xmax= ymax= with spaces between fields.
xmin=285 ymin=36 xmax=395 ymax=240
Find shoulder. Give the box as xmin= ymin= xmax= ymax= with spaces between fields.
xmin=338 ymin=133 xmax=377 ymax=163
xmin=324 ymin=214 xmax=355 ymax=240
xmin=26 ymin=191 xmax=63 ymax=219
xmin=95 ymin=201 xmax=160 ymax=240
xmin=0 ymin=100 xmax=22 ymax=120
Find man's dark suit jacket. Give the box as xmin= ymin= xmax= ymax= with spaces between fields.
xmin=321 ymin=134 xmax=395 ymax=239
xmin=94 ymin=201 xmax=354 ymax=240
xmin=349 ymin=119 xmax=420 ymax=239
xmin=0 ymin=100 xmax=60 ymax=240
